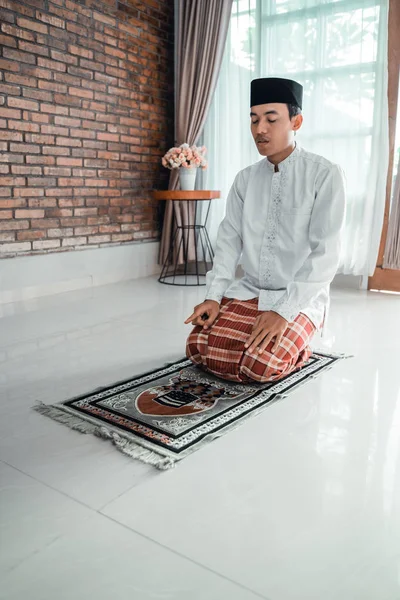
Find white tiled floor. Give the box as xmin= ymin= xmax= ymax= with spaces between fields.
xmin=1 ymin=276 xmax=400 ymax=600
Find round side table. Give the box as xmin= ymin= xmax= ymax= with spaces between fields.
xmin=153 ymin=190 xmax=221 ymax=286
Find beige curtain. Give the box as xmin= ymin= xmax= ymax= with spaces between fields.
xmin=159 ymin=0 xmax=233 ymax=266
xmin=383 ymin=157 xmax=400 ymax=269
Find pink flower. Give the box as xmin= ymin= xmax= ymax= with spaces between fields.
xmin=162 ymin=143 xmax=208 ymax=170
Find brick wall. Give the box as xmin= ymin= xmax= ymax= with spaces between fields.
xmin=0 ymin=0 xmax=174 ymax=257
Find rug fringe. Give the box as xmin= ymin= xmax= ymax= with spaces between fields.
xmin=34 ymin=402 xmax=175 ymax=471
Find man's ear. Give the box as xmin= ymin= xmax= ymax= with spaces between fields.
xmin=292 ymin=113 xmax=303 ymax=133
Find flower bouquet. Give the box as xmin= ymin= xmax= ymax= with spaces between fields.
xmin=161 ymin=143 xmax=207 ymax=190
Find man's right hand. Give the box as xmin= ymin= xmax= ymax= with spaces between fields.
xmin=184 ymin=300 xmax=220 ymax=330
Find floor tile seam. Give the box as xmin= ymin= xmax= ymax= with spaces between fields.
xmin=2 ymin=534 xmax=63 ymax=578
xmin=0 ymin=459 xmax=98 ymax=513
xmin=0 ymin=315 xmax=146 ymax=353
xmin=96 ymin=511 xmax=272 ymax=600
xmin=1 ymin=459 xmax=271 ymax=598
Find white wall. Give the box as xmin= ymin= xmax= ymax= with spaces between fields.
xmin=0 ymin=241 xmax=161 ymax=305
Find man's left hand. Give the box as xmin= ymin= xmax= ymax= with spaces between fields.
xmin=245 ymin=311 xmax=288 ymax=354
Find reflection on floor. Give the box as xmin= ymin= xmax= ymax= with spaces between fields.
xmin=1 ymin=276 xmax=400 ymax=600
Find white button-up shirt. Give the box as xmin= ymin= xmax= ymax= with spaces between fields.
xmin=205 ymin=145 xmax=346 ymax=329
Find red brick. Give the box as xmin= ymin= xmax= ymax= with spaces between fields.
xmin=59 ymin=198 xmax=83 ymax=208
xmin=5 ymin=73 xmax=36 ymax=87
xmin=0 ymin=210 xmax=12 ymax=219
xmin=43 ymin=146 xmax=69 ymax=155
xmin=70 ymin=129 xmax=96 ymax=140
xmin=49 ymin=4 xmax=78 ymax=23
xmin=88 ymin=215 xmax=109 ymax=225
xmin=69 ymin=44 xmax=93 ymax=59
xmin=44 ymin=167 xmax=71 ymax=177
xmin=6 ymin=121 xmax=39 ymax=134
xmin=97 ymin=132 xmax=119 ymax=142
xmin=0 ymin=241 xmax=31 ymax=252
xmin=50 ymin=50 xmax=78 ymax=65
xmin=56 ymin=137 xmax=82 ymax=147
xmin=56 ymin=157 xmax=82 ymax=166
xmin=28 ymin=198 xmax=57 ymax=208
xmin=74 ymin=207 xmax=97 ymax=216
xmin=0 ymin=184 xmax=10 ymax=197
xmin=30 ymin=218 xmax=60 ymax=228
xmin=0 ymin=153 xmax=23 ymax=163
xmin=45 ymin=187 xmax=73 ymax=196
xmin=0 ymin=176 xmax=25 ymax=186
xmin=0 ymin=232 xmax=16 ymax=242
xmin=65 ymin=0 xmax=91 ymax=17
xmin=46 ymin=208 xmax=73 ymax=217
xmin=41 ymin=125 xmax=68 ymax=136
xmin=37 ymin=57 xmax=67 ymax=72
xmin=69 ymin=87 xmax=93 ymax=99
xmin=0 ymin=198 xmax=27 ymax=208
xmin=41 ymin=103 xmax=68 ymax=115
xmin=12 ymin=166 xmax=42 ymax=175
xmin=26 ymin=134 xmax=55 ymax=144
xmin=17 ymin=230 xmax=46 ymax=241
xmin=74 ymin=226 xmax=98 ymax=235
xmin=33 ymin=239 xmax=61 ymax=250
xmin=26 ymin=155 xmax=55 ymax=165
xmin=93 ymin=11 xmax=116 ymax=26
xmin=0 ymin=83 xmax=20 ymax=96
xmin=27 ymin=177 xmax=57 ymax=187
xmin=61 ymin=236 xmax=87 ymax=247
xmin=0 ymin=130 xmax=23 ymax=141
xmin=60 ymin=217 xmax=85 ymax=226
xmin=74 ymin=188 xmax=98 ymax=197
xmin=58 ymin=177 xmax=83 ymax=186
xmin=99 ymin=224 xmax=120 ymax=234
xmin=66 ymin=22 xmax=86 ymax=36
xmin=88 ymin=234 xmax=111 ymax=244
xmin=0 ymin=220 xmax=29 ymax=231
xmin=13 ymin=187 xmax=44 ymax=197
xmin=121 ymin=223 xmax=140 ymax=232
xmin=22 ymin=88 xmax=52 ymax=102
xmin=1 ymin=23 xmax=35 ymax=41
xmin=26 ymin=113 xmax=50 ymax=124
xmin=0 ymin=33 xmax=17 ymax=47
xmin=38 ymin=80 xmax=67 ymax=93
xmin=8 ymin=97 xmax=39 ymax=111
xmin=15 ymin=208 xmax=45 ymax=219
xmin=47 ymin=228 xmax=73 ymax=237
xmin=9 ymin=143 xmax=39 ymax=154
xmin=0 ymin=107 xmax=21 ymax=119
xmin=112 ymin=233 xmax=133 ymax=242
xmin=17 ymin=17 xmax=48 ymax=34
xmin=54 ymin=116 xmax=81 ymax=127
xmin=3 ymin=48 xmax=36 ymax=65
xmin=36 ymin=11 xmax=65 ymax=28
xmin=18 ymin=41 xmax=49 ymax=56
xmin=21 ymin=65 xmax=52 ymax=81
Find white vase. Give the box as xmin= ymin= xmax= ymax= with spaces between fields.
xmin=179 ymin=167 xmax=197 ymax=191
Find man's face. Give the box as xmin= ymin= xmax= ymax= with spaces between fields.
xmin=250 ymin=103 xmax=302 ymax=157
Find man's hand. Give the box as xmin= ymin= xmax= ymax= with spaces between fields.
xmin=184 ymin=300 xmax=220 ymax=330
xmin=245 ymin=311 xmax=288 ymax=354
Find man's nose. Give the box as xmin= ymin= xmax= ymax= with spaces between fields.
xmin=256 ymin=120 xmax=269 ymax=135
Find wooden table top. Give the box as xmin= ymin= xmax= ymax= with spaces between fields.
xmin=151 ymin=190 xmax=221 ymax=201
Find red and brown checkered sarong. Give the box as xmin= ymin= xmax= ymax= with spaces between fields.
xmin=186 ymin=297 xmax=316 ymax=383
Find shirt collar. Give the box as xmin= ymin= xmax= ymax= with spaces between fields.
xmin=265 ymin=143 xmax=300 ymax=172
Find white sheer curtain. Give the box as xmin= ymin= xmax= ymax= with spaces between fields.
xmin=203 ymin=0 xmax=389 ymax=276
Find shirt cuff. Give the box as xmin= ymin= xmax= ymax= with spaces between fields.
xmin=270 ymin=297 xmax=299 ymax=323
xmin=205 ymin=291 xmax=224 ymax=304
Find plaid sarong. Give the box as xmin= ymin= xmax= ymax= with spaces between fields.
xmin=186 ymin=297 xmax=316 ymax=383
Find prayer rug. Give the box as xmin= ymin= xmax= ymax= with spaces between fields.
xmin=34 ymin=350 xmax=347 ymax=470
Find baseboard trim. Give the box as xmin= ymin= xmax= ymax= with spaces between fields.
xmin=0 ymin=241 xmax=161 ymax=305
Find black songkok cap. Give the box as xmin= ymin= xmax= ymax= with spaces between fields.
xmin=250 ymin=77 xmax=303 ymax=110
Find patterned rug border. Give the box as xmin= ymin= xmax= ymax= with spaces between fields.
xmin=34 ymin=350 xmax=351 ymax=470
